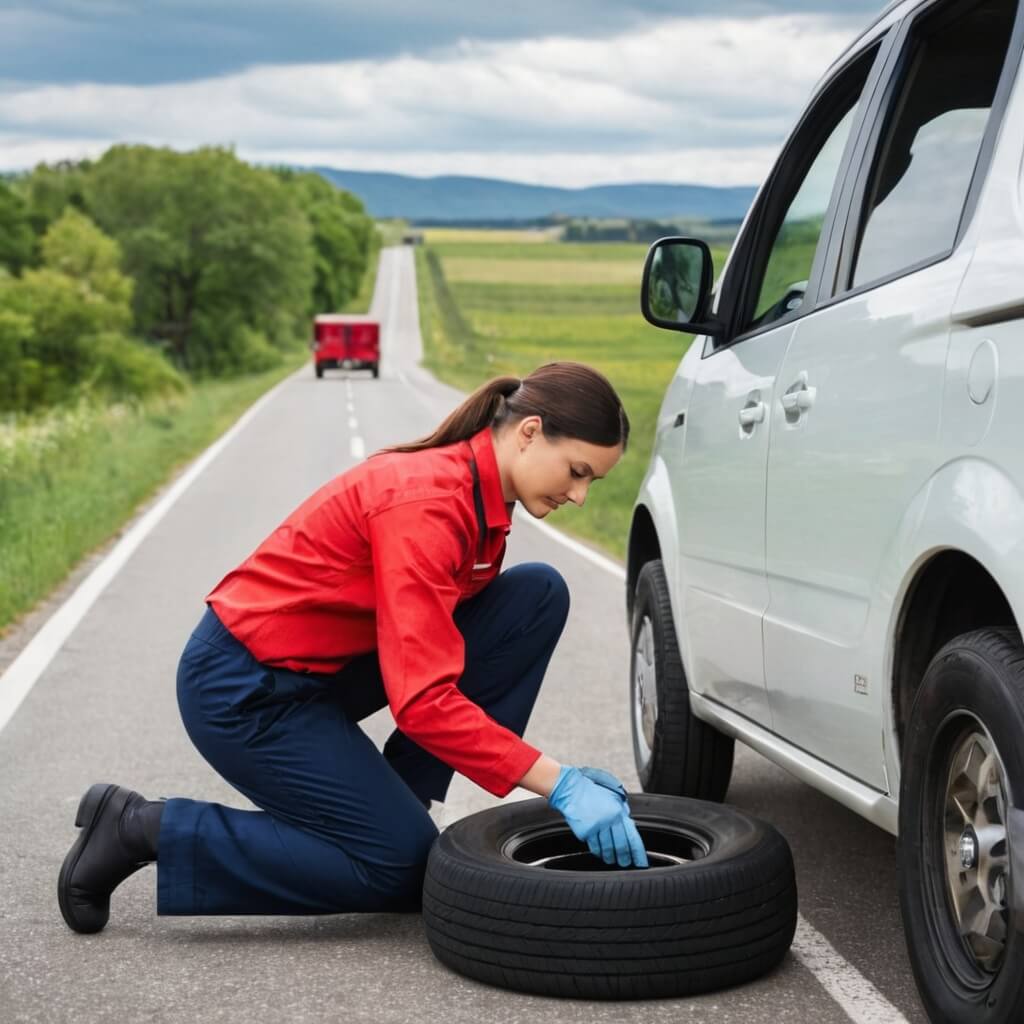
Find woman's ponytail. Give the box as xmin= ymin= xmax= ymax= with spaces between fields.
xmin=376 ymin=362 xmax=628 ymax=456
xmin=377 ymin=376 xmax=522 ymax=454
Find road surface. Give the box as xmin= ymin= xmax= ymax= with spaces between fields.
xmin=0 ymin=247 xmax=927 ymax=1023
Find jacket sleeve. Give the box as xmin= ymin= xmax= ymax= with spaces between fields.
xmin=366 ymin=499 xmax=541 ymax=797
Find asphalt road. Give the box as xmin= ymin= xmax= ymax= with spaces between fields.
xmin=0 ymin=247 xmax=929 ymax=1023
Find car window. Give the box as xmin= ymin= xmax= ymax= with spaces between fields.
xmin=740 ymin=54 xmax=876 ymax=335
xmin=850 ymin=0 xmax=1017 ymax=288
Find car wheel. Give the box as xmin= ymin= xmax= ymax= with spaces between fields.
xmin=631 ymin=559 xmax=733 ymax=801
xmin=371 ymin=363 xmax=380 ymax=379
xmin=423 ymin=794 xmax=797 ymax=999
xmin=315 ymin=364 xmax=324 ymax=379
xmin=898 ymin=627 xmax=1024 ymax=1023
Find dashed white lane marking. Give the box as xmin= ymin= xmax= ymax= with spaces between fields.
xmin=512 ymin=510 xmax=912 ymax=1024
xmin=350 ymin=436 xmax=365 ymax=459
xmin=348 ymin=416 xmax=358 ymax=429
xmin=0 ymin=367 xmax=302 ymax=736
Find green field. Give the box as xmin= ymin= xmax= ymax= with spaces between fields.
xmin=416 ymin=230 xmax=731 ymax=561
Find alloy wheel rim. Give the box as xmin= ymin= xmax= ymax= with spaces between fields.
xmin=942 ymin=721 xmax=1010 ymax=973
xmin=632 ymin=615 xmax=658 ymax=767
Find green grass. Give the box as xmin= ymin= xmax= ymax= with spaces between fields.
xmin=415 ymin=230 xmax=731 ymax=560
xmin=0 ymin=358 xmax=307 ymax=631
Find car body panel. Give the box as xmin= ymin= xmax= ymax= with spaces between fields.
xmin=762 ymin=246 xmax=972 ymax=789
xmin=629 ymin=0 xmax=1024 ymax=828
xmin=675 ymin=330 xmax=794 ymax=727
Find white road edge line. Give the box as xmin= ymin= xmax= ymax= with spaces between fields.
xmin=513 ymin=513 xmax=911 ymax=1024
xmin=791 ymin=917 xmax=911 ymax=1024
xmin=0 ymin=367 xmax=301 ymax=737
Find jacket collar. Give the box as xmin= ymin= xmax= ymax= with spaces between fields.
xmin=468 ymin=427 xmax=512 ymax=531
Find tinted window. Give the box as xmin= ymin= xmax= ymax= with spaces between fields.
xmin=851 ymin=0 xmax=1016 ymax=287
xmin=741 ymin=54 xmax=875 ymax=334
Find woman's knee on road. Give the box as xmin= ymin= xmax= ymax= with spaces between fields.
xmin=343 ymin=808 xmax=439 ymax=909
xmin=504 ymin=562 xmax=570 ymax=637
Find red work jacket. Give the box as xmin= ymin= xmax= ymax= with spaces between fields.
xmin=207 ymin=427 xmax=542 ymax=797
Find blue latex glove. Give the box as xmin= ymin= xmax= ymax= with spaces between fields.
xmin=548 ymin=766 xmax=649 ymax=868
xmin=578 ymin=766 xmax=628 ymax=800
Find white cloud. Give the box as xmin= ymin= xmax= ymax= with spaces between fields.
xmin=0 ymin=13 xmax=861 ymax=186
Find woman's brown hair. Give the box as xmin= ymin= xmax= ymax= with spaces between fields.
xmin=378 ymin=361 xmax=629 ymax=455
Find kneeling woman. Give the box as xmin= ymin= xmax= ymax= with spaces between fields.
xmin=59 ymin=361 xmax=647 ymax=933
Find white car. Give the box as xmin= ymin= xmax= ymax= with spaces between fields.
xmin=628 ymin=0 xmax=1024 ymax=1020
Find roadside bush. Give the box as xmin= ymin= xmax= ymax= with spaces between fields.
xmin=84 ymin=332 xmax=186 ymax=401
xmin=223 ymin=324 xmax=283 ymax=375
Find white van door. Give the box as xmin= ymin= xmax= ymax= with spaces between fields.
xmin=762 ymin=0 xmax=1019 ymax=789
xmin=676 ymin=47 xmax=884 ymax=728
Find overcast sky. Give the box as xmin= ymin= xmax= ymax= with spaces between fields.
xmin=0 ymin=1 xmax=885 ymax=188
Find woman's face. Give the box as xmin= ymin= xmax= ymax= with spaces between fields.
xmin=502 ymin=416 xmax=624 ymax=519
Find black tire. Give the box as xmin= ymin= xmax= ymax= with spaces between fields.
xmin=898 ymin=627 xmax=1024 ymax=1024
xmin=371 ymin=363 xmax=380 ymax=379
xmin=315 ymin=364 xmax=324 ymax=379
xmin=423 ymin=794 xmax=797 ymax=999
xmin=630 ymin=560 xmax=734 ymax=801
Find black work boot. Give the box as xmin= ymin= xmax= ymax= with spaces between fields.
xmin=58 ymin=783 xmax=164 ymax=934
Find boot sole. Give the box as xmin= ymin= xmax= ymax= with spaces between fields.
xmin=57 ymin=783 xmax=117 ymax=933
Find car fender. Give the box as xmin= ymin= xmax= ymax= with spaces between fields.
xmin=873 ymin=457 xmax=1024 ymax=792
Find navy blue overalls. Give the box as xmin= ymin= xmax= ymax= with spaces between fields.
xmin=158 ymin=454 xmax=570 ymax=915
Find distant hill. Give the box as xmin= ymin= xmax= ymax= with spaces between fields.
xmin=312 ymin=167 xmax=757 ymax=223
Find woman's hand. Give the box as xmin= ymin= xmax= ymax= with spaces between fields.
xmin=547 ymin=766 xmax=649 ymax=868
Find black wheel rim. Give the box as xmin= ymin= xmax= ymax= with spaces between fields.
xmin=500 ymin=817 xmax=711 ymax=872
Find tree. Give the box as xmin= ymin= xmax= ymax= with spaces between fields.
xmin=85 ymin=146 xmax=314 ymax=374
xmin=40 ymin=207 xmax=133 ymax=310
xmin=0 ymin=181 xmax=35 ymax=273
xmin=14 ymin=160 xmax=92 ymax=244
xmin=0 ymin=209 xmax=182 ymax=410
xmin=275 ymin=169 xmax=374 ymax=312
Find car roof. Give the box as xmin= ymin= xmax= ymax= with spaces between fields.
xmin=818 ymin=0 xmax=914 ymax=85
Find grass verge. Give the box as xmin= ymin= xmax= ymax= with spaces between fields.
xmin=0 ymin=356 xmax=307 ymax=633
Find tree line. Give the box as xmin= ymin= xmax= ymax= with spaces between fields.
xmin=0 ymin=146 xmax=375 ymax=413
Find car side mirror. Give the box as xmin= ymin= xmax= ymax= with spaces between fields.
xmin=641 ymin=237 xmax=723 ymax=338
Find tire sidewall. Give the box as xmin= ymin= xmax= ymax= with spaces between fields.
xmin=899 ymin=639 xmax=1024 ymax=1022
xmin=433 ymin=793 xmax=779 ymax=892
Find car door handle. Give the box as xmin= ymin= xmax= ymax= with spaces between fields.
xmin=738 ymin=402 xmax=766 ymax=426
xmin=780 ymin=390 xmax=815 ymax=412
xmin=781 ymin=373 xmax=816 ymax=414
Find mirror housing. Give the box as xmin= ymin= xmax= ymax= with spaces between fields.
xmin=641 ymin=237 xmax=723 ymax=338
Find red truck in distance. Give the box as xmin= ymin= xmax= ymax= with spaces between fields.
xmin=312 ymin=315 xmax=380 ymax=379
